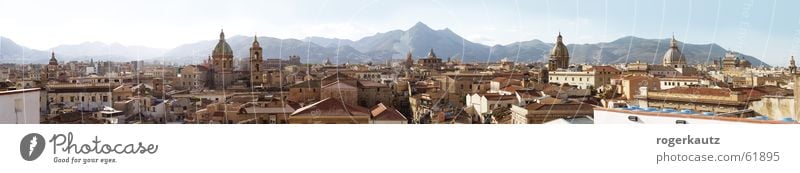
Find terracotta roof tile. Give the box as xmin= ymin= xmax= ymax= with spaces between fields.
xmin=322 ymin=81 xmax=357 ymax=89
xmin=370 ymin=103 xmax=407 ymax=121
xmin=663 ymin=87 xmax=730 ymax=97
xmin=587 ymin=66 xmax=620 ymax=72
xmin=291 ymin=98 xmax=371 ymax=117
xmin=288 ymin=80 xmax=320 ymax=88
xmin=358 ymin=80 xmax=387 ymax=88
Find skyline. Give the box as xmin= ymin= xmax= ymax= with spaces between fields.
xmin=1 ymin=0 xmax=800 ymax=66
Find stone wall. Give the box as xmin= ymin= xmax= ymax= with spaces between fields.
xmin=749 ymin=96 xmax=797 ymax=120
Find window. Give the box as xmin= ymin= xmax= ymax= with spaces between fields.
xmin=92 ymin=96 xmax=96 ymax=102
xmin=102 ymin=96 xmax=108 ymax=102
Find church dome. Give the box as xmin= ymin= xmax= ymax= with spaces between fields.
xmin=550 ymin=33 xmax=569 ymax=58
xmin=662 ymin=36 xmax=686 ymax=65
xmin=213 ymin=29 xmax=233 ymax=56
xmin=48 ymin=51 xmax=58 ymax=65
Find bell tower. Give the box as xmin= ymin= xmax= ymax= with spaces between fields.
xmin=250 ymin=35 xmax=264 ymax=87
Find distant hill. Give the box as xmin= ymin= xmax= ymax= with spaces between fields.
xmin=487 ymin=36 xmax=766 ymax=66
xmin=565 ymin=36 xmax=765 ymax=66
xmin=345 ymin=22 xmax=491 ymax=61
xmin=303 ymin=36 xmax=355 ymax=48
xmin=163 ymin=36 xmax=367 ymax=65
xmin=51 ymin=42 xmax=167 ymax=62
xmin=0 ymin=37 xmax=50 ymax=64
xmin=0 ymin=22 xmax=770 ymax=66
xmin=301 ymin=22 xmax=767 ymax=66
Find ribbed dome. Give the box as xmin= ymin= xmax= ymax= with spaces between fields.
xmin=662 ymin=36 xmax=686 ymax=65
xmin=213 ymin=30 xmax=233 ymax=56
xmin=550 ymin=34 xmax=569 ymax=58
xmin=547 ymin=33 xmax=570 ymax=70
xmin=48 ymin=51 xmax=58 ymax=65
xmin=550 ymin=43 xmax=569 ymax=58
xmin=662 ymin=48 xmax=686 ymax=63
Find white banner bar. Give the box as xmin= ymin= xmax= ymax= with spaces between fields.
xmin=0 ymin=125 xmax=797 ymax=172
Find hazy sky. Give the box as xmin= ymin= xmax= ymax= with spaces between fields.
xmin=1 ymin=0 xmax=800 ymax=66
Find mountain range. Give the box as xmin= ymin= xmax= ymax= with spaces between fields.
xmin=0 ymin=22 xmax=768 ymax=66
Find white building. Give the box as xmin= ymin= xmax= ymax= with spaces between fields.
xmin=0 ymin=88 xmax=42 ymax=124
xmin=548 ymin=66 xmax=621 ymax=90
xmin=465 ymin=93 xmax=521 ymax=115
xmin=143 ymin=98 xmax=168 ymax=118
xmin=85 ymin=66 xmax=96 ymax=75
xmin=379 ymin=72 xmax=398 ymax=85
xmin=548 ymin=71 xmax=595 ymax=89
xmin=47 ymin=84 xmax=115 ymax=112
xmin=659 ymin=77 xmax=702 ymax=90
xmin=594 ymin=107 xmax=795 ymax=124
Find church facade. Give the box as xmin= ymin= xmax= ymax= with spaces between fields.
xmin=206 ymin=29 xmax=236 ymax=89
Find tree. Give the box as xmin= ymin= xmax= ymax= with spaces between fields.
xmin=491 ymin=105 xmax=512 ymax=122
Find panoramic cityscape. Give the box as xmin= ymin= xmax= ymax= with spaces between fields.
xmin=1 ymin=0 xmax=798 ymax=124
xmin=7 ymin=1 xmax=800 ymax=173
xmin=2 ymin=24 xmax=798 ymax=124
